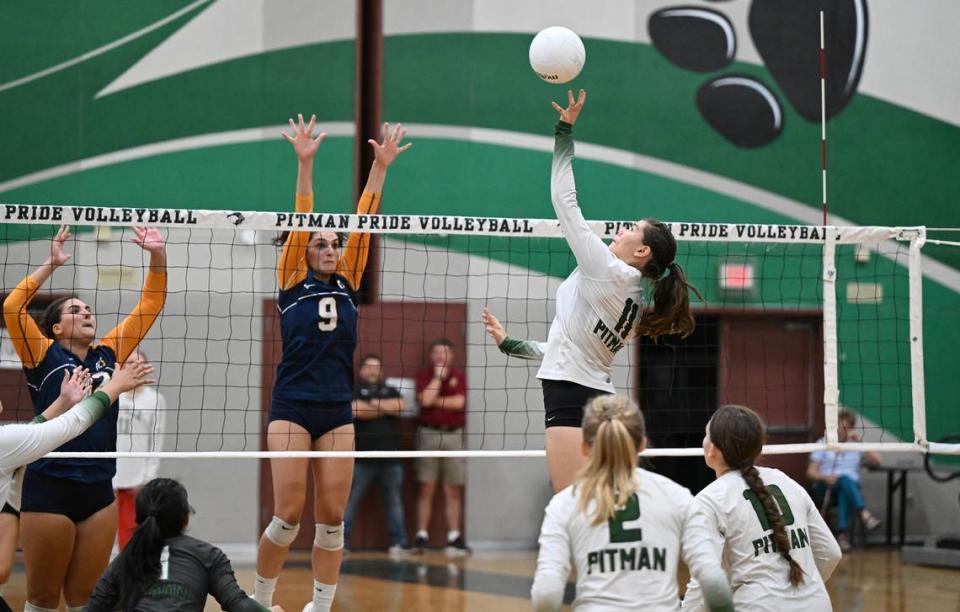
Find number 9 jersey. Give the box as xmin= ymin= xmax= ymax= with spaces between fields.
xmin=273 ymin=270 xmax=359 ymax=402
xmin=271 ymin=192 xmax=380 ymax=404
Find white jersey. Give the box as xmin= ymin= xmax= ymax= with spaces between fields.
xmin=114 ymin=386 xmax=165 ymax=489
xmin=682 ymin=467 xmax=842 ymax=612
xmin=532 ymin=468 xmax=693 ymax=611
xmin=0 ymin=395 xmax=106 ymax=510
xmin=536 ymin=126 xmax=643 ymax=394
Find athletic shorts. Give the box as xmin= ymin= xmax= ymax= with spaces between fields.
xmin=0 ymin=503 xmax=19 ymax=518
xmin=541 ymin=379 xmax=610 ymax=428
xmin=415 ymin=426 xmax=466 ymax=485
xmin=20 ymin=470 xmax=115 ymax=523
xmin=269 ymin=397 xmax=353 ymax=440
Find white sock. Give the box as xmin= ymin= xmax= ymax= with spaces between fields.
xmin=66 ymin=606 xmax=85 ymax=612
xmin=0 ymin=583 xmax=5 ymax=596
xmin=311 ymin=580 xmax=337 ymax=612
xmin=416 ymin=529 xmax=428 ymax=540
xmin=447 ymin=529 xmax=461 ymax=543
xmin=252 ymin=573 xmax=278 ymax=607
xmin=24 ymin=604 xmax=57 ymax=612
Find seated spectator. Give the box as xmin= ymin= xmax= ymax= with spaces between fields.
xmin=807 ymin=410 xmax=882 ymax=551
xmin=343 ymin=354 xmax=408 ymax=555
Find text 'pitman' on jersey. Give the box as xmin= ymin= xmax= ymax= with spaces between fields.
xmin=593 ymin=297 xmax=640 ymax=354
xmin=752 ymin=526 xmax=810 ymax=557
xmin=587 ymin=545 xmax=667 ymax=575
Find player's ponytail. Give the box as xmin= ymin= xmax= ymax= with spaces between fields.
xmin=709 ymin=405 xmax=805 ymax=587
xmin=634 ymin=220 xmax=703 ymax=341
xmin=576 ymin=395 xmax=646 ymax=524
xmin=113 ymin=478 xmax=192 ymax=610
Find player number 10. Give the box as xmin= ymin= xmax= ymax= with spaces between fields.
xmin=318 ymin=297 xmax=338 ymax=331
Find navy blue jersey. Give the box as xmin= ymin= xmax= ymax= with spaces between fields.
xmin=272 ymin=270 xmax=359 ymax=402
xmin=24 ymin=342 xmax=118 ymax=483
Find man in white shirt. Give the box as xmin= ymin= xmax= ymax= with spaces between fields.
xmin=807 ymin=410 xmax=881 ymax=550
xmin=113 ymin=350 xmax=166 ymax=549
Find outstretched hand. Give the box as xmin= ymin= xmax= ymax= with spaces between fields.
xmin=49 ymin=225 xmax=72 ymax=267
xmin=369 ymin=122 xmax=412 ymax=168
xmin=131 ymin=226 xmax=165 ymax=254
xmin=282 ymin=113 xmax=326 ymax=161
xmin=112 ymin=359 xmax=157 ymax=395
xmin=551 ymin=89 xmax=587 ymax=126
xmin=481 ymin=306 xmax=507 ymax=346
xmin=59 ymin=366 xmax=92 ymax=406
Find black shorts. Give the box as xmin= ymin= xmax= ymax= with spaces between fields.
xmin=541 ymin=379 xmax=610 ymax=428
xmin=20 ymin=470 xmax=115 ymax=523
xmin=269 ymin=398 xmax=353 ymax=440
xmin=0 ymin=502 xmax=19 ymax=518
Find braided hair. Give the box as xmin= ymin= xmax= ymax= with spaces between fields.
xmin=709 ymin=405 xmax=805 ymax=587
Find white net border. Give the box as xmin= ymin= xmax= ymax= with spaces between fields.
xmin=0 ymin=204 xmax=935 ymax=458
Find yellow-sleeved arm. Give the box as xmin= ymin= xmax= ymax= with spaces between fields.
xmin=337 ymin=191 xmax=381 ymax=290
xmin=277 ymin=194 xmax=313 ymax=291
xmin=101 ymin=271 xmax=167 ymax=363
xmin=2 ymin=276 xmax=53 ymax=368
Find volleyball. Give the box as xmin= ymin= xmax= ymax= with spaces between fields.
xmin=529 ymin=26 xmax=586 ymax=84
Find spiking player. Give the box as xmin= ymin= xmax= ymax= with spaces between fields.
xmin=252 ymin=114 xmax=411 ymax=612
xmin=531 ymin=395 xmax=732 ymax=611
xmin=3 ymin=223 xmax=166 ymax=612
xmin=683 ymin=405 xmax=842 ymax=611
xmin=482 ymin=89 xmax=703 ymax=493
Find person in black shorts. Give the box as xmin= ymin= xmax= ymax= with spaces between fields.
xmin=482 ymin=90 xmax=701 ymax=493
xmin=253 ymin=114 xmax=411 ymax=612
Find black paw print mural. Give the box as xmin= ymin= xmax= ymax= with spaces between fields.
xmin=648 ymin=1 xmax=868 ymax=148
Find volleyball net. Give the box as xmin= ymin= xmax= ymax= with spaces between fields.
xmin=0 ymin=203 xmax=936 ymax=458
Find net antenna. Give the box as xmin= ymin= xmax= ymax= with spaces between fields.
xmin=820 ymin=9 xmax=828 ymax=227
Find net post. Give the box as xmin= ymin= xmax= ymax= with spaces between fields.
xmin=908 ymin=228 xmax=927 ymax=446
xmin=822 ymin=228 xmax=840 ymax=446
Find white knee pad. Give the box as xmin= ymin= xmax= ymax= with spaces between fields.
xmin=314 ymin=522 xmax=344 ymax=551
xmin=264 ymin=515 xmax=300 ymax=547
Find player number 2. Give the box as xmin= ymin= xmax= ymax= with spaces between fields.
xmin=608 ymin=493 xmax=643 ymax=543
xmin=318 ymin=297 xmax=338 ymax=331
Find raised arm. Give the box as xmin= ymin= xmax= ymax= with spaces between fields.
xmin=1 ymin=225 xmax=73 ymax=367
xmin=101 ymin=227 xmax=167 ymax=363
xmin=337 ymin=122 xmax=412 ymax=290
xmin=37 ymin=366 xmax=91 ymax=422
xmin=278 ymin=113 xmax=326 ymax=291
xmin=0 ymin=361 xmax=154 ymax=471
xmin=482 ymin=307 xmax=546 ymax=361
xmin=550 ymin=90 xmax=618 ymax=279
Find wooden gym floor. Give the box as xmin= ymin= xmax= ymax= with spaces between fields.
xmin=3 ymin=548 xmax=959 ymax=610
